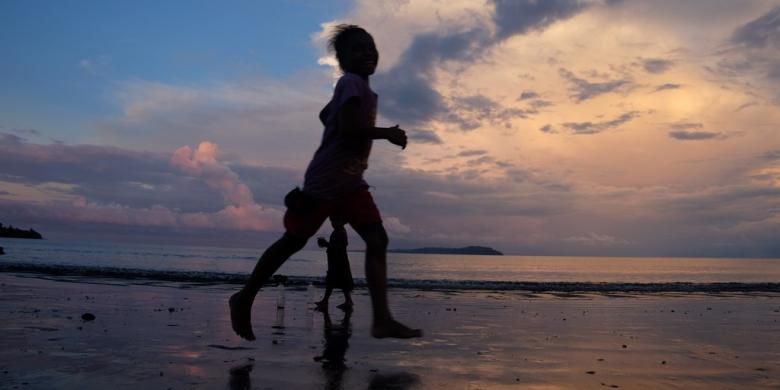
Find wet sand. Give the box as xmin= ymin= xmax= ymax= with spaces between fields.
xmin=1 ymin=273 xmax=778 ymax=389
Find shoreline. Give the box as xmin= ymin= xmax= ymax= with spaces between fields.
xmin=1 ymin=273 xmax=778 ymax=389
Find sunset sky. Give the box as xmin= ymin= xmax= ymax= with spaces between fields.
xmin=2 ymin=0 xmax=779 ymax=257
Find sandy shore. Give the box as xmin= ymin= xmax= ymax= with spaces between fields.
xmin=1 ymin=273 xmax=778 ymax=389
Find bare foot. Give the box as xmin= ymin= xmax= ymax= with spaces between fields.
xmin=229 ymin=292 xmax=256 ymax=341
xmin=371 ymin=318 xmax=422 ymax=339
xmin=336 ymin=301 xmax=353 ymax=311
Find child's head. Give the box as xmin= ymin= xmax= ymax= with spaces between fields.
xmin=328 ymin=24 xmax=378 ymax=76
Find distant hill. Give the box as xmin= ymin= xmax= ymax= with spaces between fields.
xmin=0 ymin=223 xmax=43 ymax=239
xmin=388 ymin=246 xmax=503 ymax=256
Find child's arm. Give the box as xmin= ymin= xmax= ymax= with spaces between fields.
xmin=338 ymin=97 xmax=407 ymax=149
xmin=317 ymin=237 xmax=330 ymax=248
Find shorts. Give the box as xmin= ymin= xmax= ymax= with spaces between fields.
xmin=283 ymin=187 xmax=382 ymax=239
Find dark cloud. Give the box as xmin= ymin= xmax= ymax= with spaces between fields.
xmin=529 ymin=99 xmax=554 ymax=109
xmin=731 ymin=6 xmax=780 ymax=48
xmin=441 ymin=94 xmax=536 ymax=131
xmin=654 ymin=83 xmax=681 ymax=92
xmin=466 ymin=156 xmax=495 ymax=167
xmin=518 ymin=90 xmax=540 ymax=100
xmin=373 ymin=29 xmax=489 ymax=126
xmin=560 ymin=111 xmax=639 ymax=135
xmin=540 ymin=124 xmax=556 ymax=133
xmin=761 ymin=149 xmax=780 ymax=160
xmin=670 ymin=122 xmax=703 ymax=130
xmin=715 ymin=7 xmax=780 ymax=102
xmin=642 ymin=58 xmax=674 ymax=74
xmin=407 ymin=129 xmax=442 ymax=144
xmin=492 ymin=0 xmax=587 ymax=40
xmin=668 ymin=131 xmax=724 ymax=140
xmin=558 ymin=68 xmax=631 ymax=102
xmin=375 ymin=1 xmax=598 ymax=127
xmin=457 ymin=149 xmax=488 ymax=157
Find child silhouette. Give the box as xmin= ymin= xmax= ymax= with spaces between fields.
xmin=229 ymin=24 xmax=421 ymax=340
xmin=315 ymin=218 xmax=354 ymax=312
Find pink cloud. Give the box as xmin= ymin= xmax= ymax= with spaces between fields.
xmin=170 ymin=141 xmax=281 ymax=230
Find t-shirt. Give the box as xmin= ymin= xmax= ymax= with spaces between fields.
xmin=303 ymin=72 xmax=377 ymax=199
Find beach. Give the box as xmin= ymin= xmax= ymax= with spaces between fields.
xmin=1 ymin=272 xmax=778 ymax=389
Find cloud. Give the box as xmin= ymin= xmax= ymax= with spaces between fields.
xmin=713 ymin=6 xmax=780 ymax=102
xmin=731 ymin=6 xmax=780 ymax=48
xmin=563 ymin=232 xmax=630 ymax=247
xmin=443 ymin=94 xmax=535 ymax=131
xmin=641 ymin=58 xmax=674 ymax=74
xmin=373 ymin=28 xmax=490 ymax=126
xmin=666 ymin=123 xmax=730 ymax=141
xmin=0 ymin=135 xmax=284 ymax=232
xmin=518 ymin=90 xmax=540 ymax=100
xmin=407 ymin=128 xmax=442 ymax=144
xmin=78 ymin=55 xmax=111 ymax=74
xmin=98 ymin=77 xmax=327 ymax=169
xmin=491 ymin=0 xmax=588 ymax=39
xmin=653 ymin=83 xmax=681 ymax=92
xmin=559 ymin=111 xmax=639 ymax=135
xmin=558 ymin=68 xmax=631 ymax=102
xmin=668 ymin=131 xmax=725 ymax=141
xmin=369 ymin=0 xmax=600 ymax=128
xmin=457 ymin=149 xmax=488 ymax=157
xmin=762 ymin=150 xmax=780 ymax=160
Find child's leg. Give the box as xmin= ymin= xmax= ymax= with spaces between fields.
xmin=354 ymin=223 xmax=421 ymax=338
xmin=316 ymin=287 xmax=333 ymax=311
xmin=230 ymin=233 xmax=307 ymax=340
xmin=337 ymin=290 xmax=353 ymax=310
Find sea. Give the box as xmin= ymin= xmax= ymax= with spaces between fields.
xmin=1 ymin=238 xmax=779 ymax=292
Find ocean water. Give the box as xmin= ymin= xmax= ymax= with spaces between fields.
xmin=1 ymin=238 xmax=778 ymax=292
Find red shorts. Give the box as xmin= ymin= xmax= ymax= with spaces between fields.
xmin=283 ymin=187 xmax=382 ymax=238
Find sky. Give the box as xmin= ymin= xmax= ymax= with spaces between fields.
xmin=1 ymin=0 xmax=779 ymax=257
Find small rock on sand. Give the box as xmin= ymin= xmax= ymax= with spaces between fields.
xmin=81 ymin=313 xmax=96 ymax=321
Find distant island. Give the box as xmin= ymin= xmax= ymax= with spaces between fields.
xmin=388 ymin=246 xmax=503 ymax=256
xmin=0 ymin=223 xmax=43 ymax=239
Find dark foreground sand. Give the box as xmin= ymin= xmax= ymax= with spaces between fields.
xmin=1 ymin=273 xmax=778 ymax=389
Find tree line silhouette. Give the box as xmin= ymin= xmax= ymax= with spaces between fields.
xmin=0 ymin=223 xmax=43 ymax=239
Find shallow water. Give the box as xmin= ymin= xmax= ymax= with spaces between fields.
xmin=1 ymin=238 xmax=779 ymax=291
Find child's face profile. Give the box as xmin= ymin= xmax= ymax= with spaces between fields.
xmin=341 ymin=32 xmax=378 ymax=76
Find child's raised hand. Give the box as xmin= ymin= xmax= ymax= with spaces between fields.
xmin=388 ymin=124 xmax=408 ymax=150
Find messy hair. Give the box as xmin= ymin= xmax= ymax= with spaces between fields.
xmin=327 ymin=24 xmax=370 ymax=69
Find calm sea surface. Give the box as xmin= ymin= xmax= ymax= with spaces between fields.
xmin=1 ymin=238 xmax=778 ymax=287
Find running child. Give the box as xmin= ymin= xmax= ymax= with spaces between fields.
xmin=229 ymin=24 xmax=421 ymax=340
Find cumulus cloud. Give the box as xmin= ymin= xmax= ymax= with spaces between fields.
xmin=170 ymin=141 xmax=282 ymax=230
xmin=0 ymin=136 xmax=284 ymax=232
xmin=368 ymin=0 xmax=604 ymax=129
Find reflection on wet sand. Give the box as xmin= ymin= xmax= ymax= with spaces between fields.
xmin=228 ymin=361 xmax=253 ymax=390
xmin=315 ymin=308 xmax=352 ymax=389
